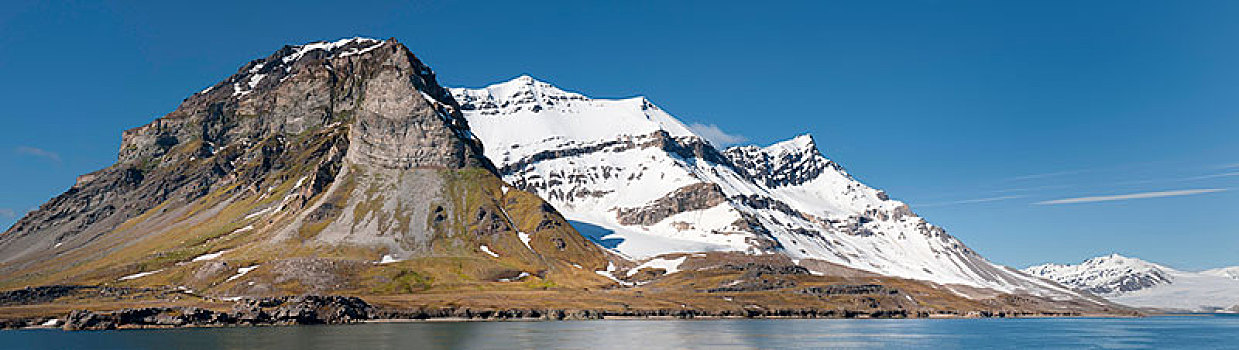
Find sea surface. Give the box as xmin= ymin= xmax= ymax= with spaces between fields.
xmin=3 ymin=315 xmax=1238 ymax=349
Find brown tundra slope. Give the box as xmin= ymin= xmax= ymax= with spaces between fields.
xmin=0 ymin=38 xmax=1133 ymax=328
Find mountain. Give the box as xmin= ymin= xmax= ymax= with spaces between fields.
xmin=0 ymin=38 xmax=613 ymax=295
xmin=1024 ymin=254 xmax=1239 ymax=312
xmin=450 ymin=76 xmax=1076 ymax=298
xmin=0 ymin=39 xmax=1130 ymax=328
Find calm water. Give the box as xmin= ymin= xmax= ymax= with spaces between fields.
xmin=3 ymin=316 xmax=1238 ymax=349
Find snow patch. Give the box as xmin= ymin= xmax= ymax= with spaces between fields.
xmin=627 ymin=256 xmax=688 ymax=277
xmin=498 ymin=272 xmax=530 ymax=283
xmin=378 ymin=255 xmax=402 ymax=264
xmin=191 ymin=250 xmax=228 ymax=262
xmin=244 ymin=207 xmax=274 ymax=220
xmin=595 ymin=262 xmax=635 ymax=286
xmin=119 ymin=269 xmax=163 ymax=281
xmin=480 ymin=245 xmax=499 ymax=258
xmin=226 ymin=265 xmax=260 ymax=282
xmin=518 ymin=232 xmax=533 ymax=251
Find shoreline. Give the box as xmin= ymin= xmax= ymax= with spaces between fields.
xmin=3 ymin=309 xmax=1149 ymax=331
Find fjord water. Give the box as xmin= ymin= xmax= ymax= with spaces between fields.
xmin=4 ymin=316 xmax=1239 ymax=349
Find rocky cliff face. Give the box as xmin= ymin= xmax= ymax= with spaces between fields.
xmin=0 ymin=38 xmax=611 ymax=297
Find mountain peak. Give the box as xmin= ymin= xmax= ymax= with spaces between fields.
xmin=489 ymin=75 xmax=572 ymax=94
xmin=450 ymin=75 xmax=592 ymax=115
xmin=1084 ymin=254 xmax=1161 ymax=269
xmin=765 ymin=134 xmax=819 ymax=155
xmin=282 ymin=37 xmax=385 ymax=61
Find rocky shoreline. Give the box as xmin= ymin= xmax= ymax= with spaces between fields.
xmin=0 ymin=294 xmax=1100 ymax=331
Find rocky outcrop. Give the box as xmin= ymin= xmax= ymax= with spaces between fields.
xmin=62 ymin=295 xmax=373 ymax=330
xmin=799 ymin=285 xmax=897 ymax=296
xmin=615 ymin=183 xmax=728 ymax=226
xmin=373 ymin=307 xmax=603 ymax=321
xmin=0 ymin=285 xmax=183 ymax=307
xmin=723 ymin=135 xmax=842 ymax=188
xmin=0 ymin=286 xmax=86 ymax=306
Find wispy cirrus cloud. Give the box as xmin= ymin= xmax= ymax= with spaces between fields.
xmin=1034 ymin=188 xmax=1228 ymax=205
xmin=1003 ymin=169 xmax=1091 ymax=182
xmin=917 ymin=195 xmax=1026 ymax=208
xmin=686 ymin=123 xmax=748 ymax=147
xmin=1182 ymin=172 xmax=1239 ymax=181
xmin=0 ymin=208 xmax=17 ymax=219
xmin=15 ymin=146 xmax=61 ymax=164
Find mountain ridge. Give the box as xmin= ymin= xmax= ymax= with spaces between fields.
xmin=453 ymin=75 xmax=1080 ymax=298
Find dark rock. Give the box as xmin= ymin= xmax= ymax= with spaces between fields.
xmin=798 ymin=284 xmax=897 ymax=296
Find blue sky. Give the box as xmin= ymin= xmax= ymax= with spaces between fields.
xmin=1 ymin=1 xmax=1236 ymax=270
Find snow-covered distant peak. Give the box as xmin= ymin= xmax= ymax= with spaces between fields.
xmin=1026 ymin=253 xmax=1173 ymax=277
xmin=1202 ymin=266 xmax=1239 ymax=280
xmin=1023 ymin=254 xmax=1175 ymax=296
xmin=1085 ymin=254 xmax=1170 ymax=271
xmin=1027 ymin=254 xmax=1239 ymax=312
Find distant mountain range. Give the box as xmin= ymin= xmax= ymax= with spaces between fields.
xmin=1025 ymin=254 xmax=1239 ymax=313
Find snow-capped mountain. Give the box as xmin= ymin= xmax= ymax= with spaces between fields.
xmin=1022 ymin=254 xmax=1174 ymax=296
xmin=450 ymin=76 xmax=1075 ymax=297
xmin=1024 ymin=254 xmax=1239 ymax=312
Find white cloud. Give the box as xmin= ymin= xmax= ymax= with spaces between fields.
xmin=1184 ymin=172 xmax=1239 ymax=181
xmin=1004 ymin=169 xmax=1089 ymax=182
xmin=15 ymin=146 xmax=61 ymax=163
xmin=918 ymin=195 xmax=1026 ymax=208
xmin=686 ymin=123 xmax=748 ymax=146
xmin=1034 ymin=188 xmax=1227 ymax=205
